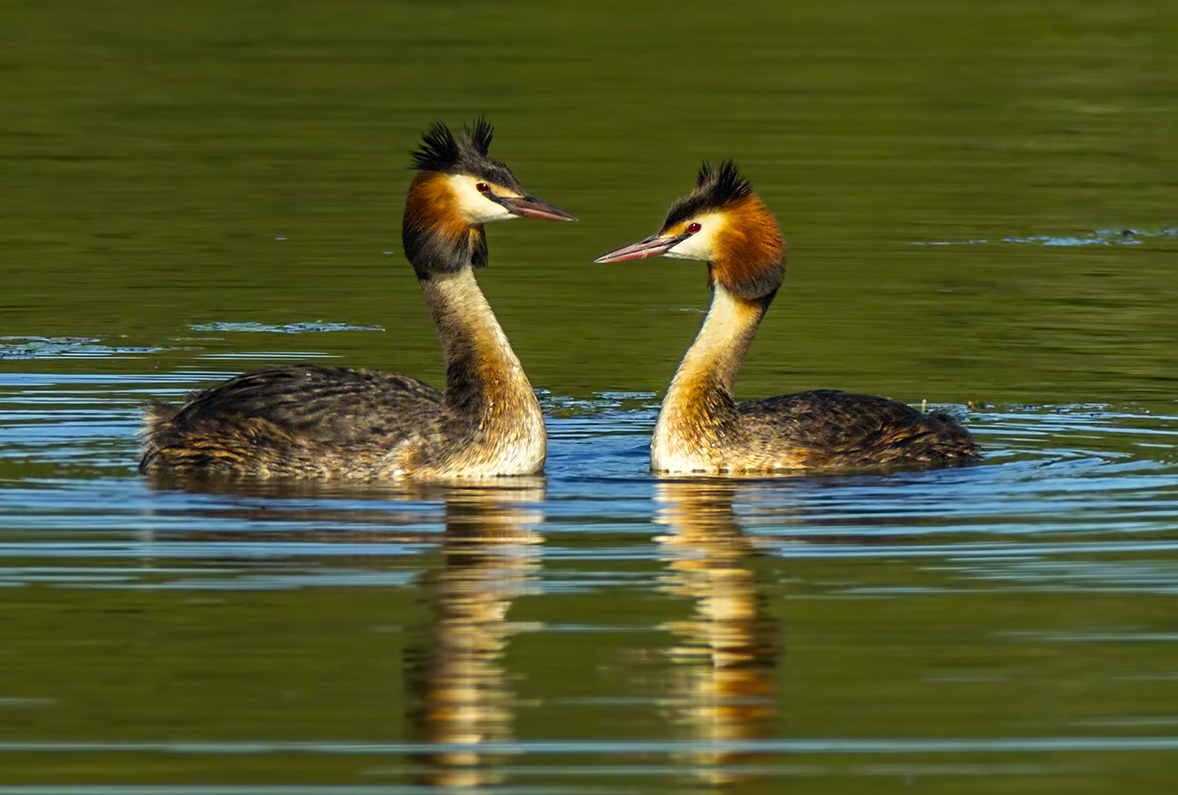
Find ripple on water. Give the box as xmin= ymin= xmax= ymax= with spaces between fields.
xmin=912 ymin=227 xmax=1178 ymax=247
xmin=2 ymin=368 xmax=1178 ymax=790
xmin=0 ymin=336 xmax=163 ymax=360
xmin=188 ymin=321 xmax=385 ymax=333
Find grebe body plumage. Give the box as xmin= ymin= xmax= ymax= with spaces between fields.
xmin=597 ymin=162 xmax=979 ymax=475
xmin=140 ymin=120 xmax=574 ymax=480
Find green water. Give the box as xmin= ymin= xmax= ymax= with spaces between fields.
xmin=2 ymin=0 xmax=1178 ymax=791
xmin=5 ymin=0 xmax=1177 ymax=401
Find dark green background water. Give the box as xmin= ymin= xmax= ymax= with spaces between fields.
xmin=5 ymin=0 xmax=1177 ymax=402
xmin=2 ymin=0 xmax=1178 ymax=791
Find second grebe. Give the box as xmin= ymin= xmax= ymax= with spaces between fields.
xmin=140 ymin=119 xmax=575 ymax=479
xmin=596 ymin=161 xmax=979 ymax=475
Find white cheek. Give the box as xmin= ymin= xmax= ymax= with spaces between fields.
xmin=663 ymin=247 xmax=698 ymax=261
xmin=448 ymin=175 xmax=517 ymax=224
xmin=666 ymin=227 xmax=719 ymax=262
xmin=465 ymin=194 xmax=516 ymax=223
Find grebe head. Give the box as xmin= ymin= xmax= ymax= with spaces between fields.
xmin=594 ymin=161 xmax=785 ymax=300
xmin=404 ymin=119 xmax=575 ymax=278
xmin=410 ymin=119 xmax=576 ymax=224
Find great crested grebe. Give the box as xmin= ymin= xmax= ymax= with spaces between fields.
xmin=596 ymin=161 xmax=979 ymax=475
xmin=140 ymin=119 xmax=575 ymax=479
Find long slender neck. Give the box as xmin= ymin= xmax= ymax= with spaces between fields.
xmin=653 ymin=285 xmax=769 ymax=468
xmin=419 ymin=269 xmax=540 ymax=421
xmin=674 ymin=286 xmax=766 ymax=394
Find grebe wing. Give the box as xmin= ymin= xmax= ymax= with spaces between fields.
xmin=164 ymin=365 xmax=443 ymax=444
xmin=738 ymin=389 xmax=976 ymax=464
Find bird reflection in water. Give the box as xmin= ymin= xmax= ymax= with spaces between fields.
xmin=655 ymin=478 xmax=782 ymax=787
xmin=404 ymin=480 xmax=544 ymax=788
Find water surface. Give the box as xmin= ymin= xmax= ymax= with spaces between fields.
xmin=3 ymin=0 xmax=1178 ymax=791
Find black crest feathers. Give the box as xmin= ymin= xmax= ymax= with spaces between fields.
xmin=410 ymin=118 xmax=495 ymax=173
xmin=696 ymin=160 xmax=753 ymax=204
xmin=664 ymin=160 xmax=755 ymax=228
xmin=467 ymin=117 xmax=493 ymax=156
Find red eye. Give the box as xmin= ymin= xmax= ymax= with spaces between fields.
xmin=476 ymin=183 xmax=490 ymax=193
xmin=687 ymin=222 xmax=701 ymax=234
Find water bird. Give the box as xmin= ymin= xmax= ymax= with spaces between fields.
xmin=140 ymin=119 xmax=575 ymax=479
xmin=595 ymin=161 xmax=979 ymax=475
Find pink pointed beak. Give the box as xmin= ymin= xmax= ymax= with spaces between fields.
xmin=497 ymin=194 xmax=577 ymax=222
xmin=594 ymin=233 xmax=688 ymax=264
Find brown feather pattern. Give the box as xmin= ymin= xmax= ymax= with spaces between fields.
xmin=651 ymin=162 xmax=980 ymax=475
xmin=139 ymin=121 xmax=548 ymax=480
